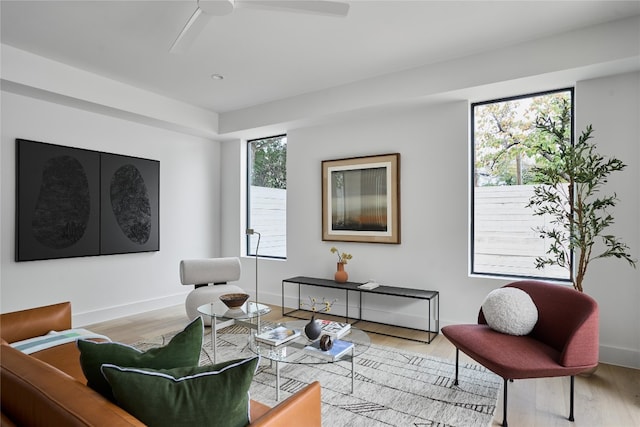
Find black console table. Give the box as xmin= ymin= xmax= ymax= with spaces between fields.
xmin=281 ymin=276 xmax=439 ymax=344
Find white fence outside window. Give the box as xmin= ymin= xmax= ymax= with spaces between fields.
xmin=249 ymin=186 xmax=286 ymax=258
xmin=474 ymin=185 xmax=568 ymax=280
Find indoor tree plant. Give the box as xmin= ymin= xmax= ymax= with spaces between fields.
xmin=526 ymin=100 xmax=636 ymax=292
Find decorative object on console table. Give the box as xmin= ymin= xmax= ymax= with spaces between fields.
xmin=358 ymin=281 xmax=380 ymax=290
xmin=335 ymin=262 xmax=348 ymax=283
xmin=330 ymin=247 xmax=352 ymax=283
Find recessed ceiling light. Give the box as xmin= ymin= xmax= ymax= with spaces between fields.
xmin=210 ymin=74 xmax=224 ymax=80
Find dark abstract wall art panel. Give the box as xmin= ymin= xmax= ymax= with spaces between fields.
xmin=111 ymin=164 xmax=152 ymax=244
xmin=100 ymin=153 xmax=159 ymax=255
xmin=16 ymin=140 xmax=100 ymax=261
xmin=15 ymin=139 xmax=159 ymax=261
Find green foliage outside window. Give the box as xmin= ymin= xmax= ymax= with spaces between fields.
xmin=474 ymin=90 xmax=571 ymax=187
xmin=249 ymin=135 xmax=287 ymax=189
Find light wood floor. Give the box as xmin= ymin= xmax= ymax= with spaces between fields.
xmin=87 ymin=304 xmax=639 ymax=427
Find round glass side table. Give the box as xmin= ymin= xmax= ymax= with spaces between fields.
xmin=197 ymin=301 xmax=271 ymax=363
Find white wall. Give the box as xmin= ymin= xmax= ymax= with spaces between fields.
xmin=224 ymin=73 xmax=640 ymax=368
xmin=575 ymin=72 xmax=640 ymax=369
xmin=0 ymin=91 xmax=221 ymax=325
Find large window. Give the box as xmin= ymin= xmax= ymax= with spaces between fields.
xmin=471 ymin=89 xmax=573 ymax=281
xmin=247 ymin=135 xmax=287 ymax=258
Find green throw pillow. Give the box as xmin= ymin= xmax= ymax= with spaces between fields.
xmin=101 ymin=356 xmax=259 ymax=427
xmin=77 ymin=316 xmax=203 ymax=400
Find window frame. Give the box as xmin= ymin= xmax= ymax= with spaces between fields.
xmin=246 ymin=134 xmax=287 ymax=259
xmin=470 ymin=87 xmax=574 ymax=282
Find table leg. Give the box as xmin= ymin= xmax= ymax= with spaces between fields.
xmin=436 ymin=293 xmax=440 ymax=338
xmin=351 ymin=346 xmax=355 ymax=393
xmin=275 ymin=360 xmax=281 ymax=401
xmin=428 ymin=297 xmax=431 ymax=343
xmin=212 ymin=315 xmax=217 ymax=364
xmin=346 ymin=289 xmax=349 ymax=322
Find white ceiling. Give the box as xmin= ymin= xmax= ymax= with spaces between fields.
xmin=2 ymin=0 xmax=640 ymax=115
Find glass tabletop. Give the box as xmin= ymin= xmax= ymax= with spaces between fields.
xmin=197 ymin=301 xmax=271 ymax=320
xmin=249 ymin=320 xmax=371 ymax=364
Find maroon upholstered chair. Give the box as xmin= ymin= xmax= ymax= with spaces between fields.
xmin=441 ymin=280 xmax=599 ymax=427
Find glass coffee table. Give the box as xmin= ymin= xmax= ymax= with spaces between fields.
xmin=249 ymin=320 xmax=371 ymax=400
xmin=197 ymin=301 xmax=271 ymax=363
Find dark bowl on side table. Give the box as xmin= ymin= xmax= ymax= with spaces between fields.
xmin=219 ymin=293 xmax=250 ymax=309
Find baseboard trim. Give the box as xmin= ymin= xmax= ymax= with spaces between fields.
xmin=74 ymin=292 xmax=189 ymax=327
xmin=599 ymin=344 xmax=640 ymax=369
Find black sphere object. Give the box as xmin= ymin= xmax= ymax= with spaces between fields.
xmin=304 ymin=316 xmax=322 ymax=340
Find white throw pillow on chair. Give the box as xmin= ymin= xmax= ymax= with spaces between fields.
xmin=482 ymin=287 xmax=538 ymax=336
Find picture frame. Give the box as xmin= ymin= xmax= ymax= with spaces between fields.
xmin=322 ymin=153 xmax=400 ymax=244
xmin=15 ymin=139 xmax=160 ymax=261
xmin=100 ymin=153 xmax=160 ymax=255
xmin=16 ymin=140 xmax=101 ymax=261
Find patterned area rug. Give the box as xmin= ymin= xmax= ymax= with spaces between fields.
xmin=137 ymin=324 xmax=501 ymax=427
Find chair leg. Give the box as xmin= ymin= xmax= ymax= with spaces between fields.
xmin=569 ymin=375 xmax=575 ymax=422
xmin=453 ymin=348 xmax=459 ymax=386
xmin=502 ymin=378 xmax=508 ymax=427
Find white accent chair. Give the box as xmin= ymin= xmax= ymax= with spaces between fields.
xmin=180 ymin=257 xmax=245 ymax=327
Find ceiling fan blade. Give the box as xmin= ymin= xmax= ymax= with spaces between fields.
xmin=235 ymin=1 xmax=350 ymax=17
xmin=169 ymin=0 xmax=348 ymax=53
xmin=169 ymin=7 xmax=212 ymax=54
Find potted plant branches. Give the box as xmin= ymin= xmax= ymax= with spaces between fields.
xmin=526 ymin=100 xmax=636 ymax=292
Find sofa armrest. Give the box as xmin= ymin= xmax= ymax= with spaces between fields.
xmin=1 ymin=302 xmax=72 ymax=343
xmin=1 ymin=344 xmax=143 ymax=426
xmin=249 ymin=381 xmax=321 ymax=427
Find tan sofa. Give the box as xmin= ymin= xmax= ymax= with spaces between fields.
xmin=0 ymin=302 xmax=321 ymax=426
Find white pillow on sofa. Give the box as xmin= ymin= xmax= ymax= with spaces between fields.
xmin=482 ymin=287 xmax=538 ymax=336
